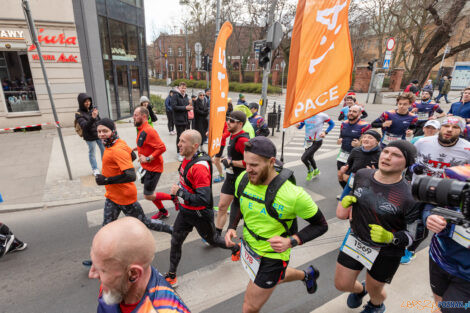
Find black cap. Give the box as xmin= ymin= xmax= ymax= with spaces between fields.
xmin=363 ymin=129 xmax=381 ymax=142
xmin=386 ymin=140 xmax=417 ymax=167
xmin=249 ymin=102 xmax=259 ymax=110
xmin=412 ymin=79 xmax=419 ymax=84
xmin=205 ymin=88 xmax=210 ymax=92
xmin=229 ymin=111 xmax=246 ymax=125
xmin=245 ymin=136 xmax=276 ymax=159
xmin=97 ymin=118 xmax=115 ymax=131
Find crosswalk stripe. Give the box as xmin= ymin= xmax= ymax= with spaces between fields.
xmin=284 ymin=149 xmax=339 ymax=169
xmin=279 ymin=150 xmax=332 ymax=157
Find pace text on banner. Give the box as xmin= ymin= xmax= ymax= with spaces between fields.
xmin=283 ymin=0 xmax=353 ymax=128
xmin=208 ymin=21 xmax=233 ymax=156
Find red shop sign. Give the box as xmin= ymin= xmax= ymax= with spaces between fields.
xmin=28 ymin=28 xmax=77 ymax=51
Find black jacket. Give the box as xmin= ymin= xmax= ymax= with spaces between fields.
xmin=171 ymin=89 xmax=189 ymax=126
xmin=76 ymin=93 xmax=100 ymax=141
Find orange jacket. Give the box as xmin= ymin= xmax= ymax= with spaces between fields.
xmin=136 ymin=121 xmax=166 ymax=173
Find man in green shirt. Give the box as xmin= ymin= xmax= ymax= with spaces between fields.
xmin=225 ymin=136 xmax=328 ymax=313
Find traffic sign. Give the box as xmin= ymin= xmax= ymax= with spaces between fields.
xmin=253 ymin=40 xmax=266 ymax=53
xmin=386 ymin=37 xmax=395 ymax=51
xmin=194 ymin=42 xmax=202 ymax=55
xmin=383 ymin=59 xmax=390 ymax=69
xmin=267 ymin=22 xmax=283 ymax=50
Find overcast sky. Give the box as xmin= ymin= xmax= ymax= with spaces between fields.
xmin=144 ymin=0 xmax=184 ymax=43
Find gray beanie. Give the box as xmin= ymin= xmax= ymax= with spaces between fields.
xmin=140 ymin=96 xmax=150 ymax=104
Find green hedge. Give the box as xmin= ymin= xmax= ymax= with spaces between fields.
xmin=149 ymin=78 xmax=167 ymax=86
xmin=171 ymin=79 xmax=281 ymax=94
xmin=150 ymin=94 xmax=166 ymax=114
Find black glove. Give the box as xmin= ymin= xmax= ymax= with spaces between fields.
xmin=222 ymin=159 xmax=231 ymax=169
xmin=410 ymin=163 xmax=425 ymax=175
xmin=95 ymin=174 xmax=107 ymax=185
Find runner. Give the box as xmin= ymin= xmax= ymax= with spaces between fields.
xmin=410 ymin=90 xmax=444 ymax=136
xmin=335 ymin=140 xmax=421 ymax=313
xmin=94 ymin=118 xmax=172 ymax=234
xmin=409 ymin=120 xmax=440 ymax=144
xmin=214 ymin=111 xmax=250 ymax=235
xmin=213 ymin=101 xmax=233 ymax=183
xmin=297 ymin=112 xmax=335 ymax=181
xmin=448 ymin=87 xmax=470 ymax=123
xmin=225 ymin=136 xmax=328 ymax=313
xmin=422 ymin=166 xmax=470 ymax=313
xmin=371 ymin=93 xmax=418 ymax=148
xmin=133 ymin=107 xmax=170 ymax=220
xmin=164 ymin=130 xmax=239 ymax=287
xmin=337 ymin=105 xmax=371 ymax=187
xmin=338 ymin=95 xmax=368 ymax=121
xmin=414 ymin=116 xmax=470 ymax=178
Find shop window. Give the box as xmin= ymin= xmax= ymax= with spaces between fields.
xmin=108 ymin=18 xmax=138 ymax=61
xmin=178 ymin=47 xmax=183 ymax=57
xmin=0 ymin=51 xmax=38 ymax=113
xmin=178 ymin=63 xmax=183 ymax=72
xmin=169 ymin=64 xmax=174 ymax=72
xmin=168 ymin=47 xmax=173 ymax=56
xmin=98 ymin=16 xmax=111 ymax=60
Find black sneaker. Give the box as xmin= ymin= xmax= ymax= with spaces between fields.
xmin=303 ymin=265 xmax=320 ymax=294
xmin=347 ymin=281 xmax=367 ymax=308
xmin=360 ymin=301 xmax=385 ymax=313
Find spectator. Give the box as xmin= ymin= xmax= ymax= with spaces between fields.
xmin=404 ymin=79 xmax=420 ymax=96
xmin=248 ymin=103 xmax=270 ymax=137
xmin=139 ymin=96 xmax=157 ymax=127
xmin=423 ymin=79 xmax=433 ymax=95
xmin=237 ymin=93 xmax=248 ymax=106
xmin=75 ymin=93 xmax=105 ymax=176
xmin=435 ymin=76 xmax=451 ymax=104
xmin=165 ymin=90 xmax=175 ymax=135
xmin=448 ymin=87 xmax=470 ymax=123
xmin=171 ymin=82 xmax=192 ymax=161
xmin=188 ymin=94 xmax=196 ymax=129
xmin=194 ymin=91 xmax=209 ymax=145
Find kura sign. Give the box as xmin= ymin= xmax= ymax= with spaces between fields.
xmin=28 ymin=28 xmax=77 ymax=51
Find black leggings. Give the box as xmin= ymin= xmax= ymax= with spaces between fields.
xmin=175 ymin=124 xmax=187 ymax=152
xmin=169 ymin=207 xmax=236 ymax=273
xmin=166 ymin=110 xmax=174 ymax=132
xmin=301 ymin=140 xmax=323 ymax=171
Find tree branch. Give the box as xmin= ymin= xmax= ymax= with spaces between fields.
xmin=426 ymin=0 xmax=442 ymax=26
xmin=432 ymin=40 xmax=470 ymax=66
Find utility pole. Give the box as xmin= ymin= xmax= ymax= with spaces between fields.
xmin=158 ymin=40 xmax=163 ymax=79
xmin=366 ymin=60 xmax=377 ymax=104
xmin=185 ymin=24 xmax=190 ymax=79
xmin=22 ymin=0 xmax=73 ymax=180
xmin=260 ymin=0 xmax=278 ymax=117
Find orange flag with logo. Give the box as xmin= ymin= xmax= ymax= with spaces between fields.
xmin=208 ymin=21 xmax=233 ymax=156
xmin=283 ymin=0 xmax=353 ymax=128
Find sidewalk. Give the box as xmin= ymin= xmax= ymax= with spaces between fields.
xmin=0 ymin=88 xmax=458 ymax=213
xmin=0 ymin=113 xmax=294 ymax=213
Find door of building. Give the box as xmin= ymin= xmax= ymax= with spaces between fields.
xmin=112 ymin=62 xmax=143 ymax=119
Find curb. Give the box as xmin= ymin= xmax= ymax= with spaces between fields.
xmin=0 ymin=196 xmax=103 ymax=214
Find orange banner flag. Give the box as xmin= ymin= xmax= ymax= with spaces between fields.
xmin=208 ymin=21 xmax=233 ymax=156
xmin=283 ymin=0 xmax=353 ymax=128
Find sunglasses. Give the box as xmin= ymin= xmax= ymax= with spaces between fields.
xmin=227 ymin=118 xmax=241 ymax=123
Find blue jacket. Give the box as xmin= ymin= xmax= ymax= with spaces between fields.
xmin=448 ymin=101 xmax=470 ymax=120
xmin=165 ymin=95 xmax=172 ymax=112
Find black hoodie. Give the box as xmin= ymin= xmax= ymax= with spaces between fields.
xmin=76 ymin=93 xmax=100 ymax=141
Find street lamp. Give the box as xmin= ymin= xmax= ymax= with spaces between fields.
xmin=280 ymin=60 xmax=286 ymax=95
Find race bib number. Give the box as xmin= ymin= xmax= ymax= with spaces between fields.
xmin=305 ymin=140 xmax=314 ymax=149
xmin=417 ymin=112 xmax=429 ymax=121
xmin=240 ymin=239 xmax=261 ymax=282
xmin=348 ymin=173 xmax=355 ymax=188
xmin=340 ymin=229 xmax=380 ymax=270
xmin=337 ymin=150 xmax=350 ymax=163
xmin=382 ymin=133 xmax=401 ymax=145
xmin=451 ymin=225 xmax=470 ymax=249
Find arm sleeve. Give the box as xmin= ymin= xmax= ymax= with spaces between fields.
xmin=361 ymin=110 xmax=368 ymax=119
xmin=77 ymin=113 xmax=95 ymax=130
xmin=171 ymin=95 xmax=187 ymax=112
xmin=338 ymin=111 xmax=345 ymax=121
xmin=149 ymin=131 xmax=167 ymax=159
xmin=434 ymin=105 xmax=443 ymax=114
xmin=104 ymin=168 xmax=136 ymax=184
xmin=409 ymin=116 xmax=418 ymax=129
xmin=235 ymin=136 xmax=250 ymax=154
xmin=297 ymin=122 xmax=305 ymax=129
xmin=148 ymin=106 xmax=158 ymax=122
xmin=180 ymin=164 xmax=212 ymax=207
xmin=325 ymin=119 xmax=335 ymax=133
xmin=371 ymin=113 xmax=385 ymax=128
xmin=361 ymin=123 xmax=371 ymax=133
xmin=296 ymin=209 xmax=328 ymax=244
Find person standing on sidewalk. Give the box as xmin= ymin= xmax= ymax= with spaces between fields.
xmin=133 ymin=107 xmax=170 ymax=221
xmin=436 ymin=76 xmax=451 ymax=104
xmin=297 ymin=112 xmax=335 ymax=181
xmin=75 ymin=93 xmax=104 ymax=176
xmin=139 ymin=96 xmax=157 ymax=127
xmin=165 ymin=90 xmax=175 ymax=135
xmin=94 ymin=118 xmax=172 ymax=234
xmin=194 ymin=91 xmax=209 ymax=146
xmin=225 ymin=136 xmax=328 ymax=313
xmin=164 ymin=130 xmax=240 ymax=287
xmin=171 ymin=82 xmax=192 ymax=162
xmin=335 ymin=141 xmax=421 ymax=313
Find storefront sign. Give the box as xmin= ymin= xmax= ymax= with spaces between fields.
xmin=28 ymin=28 xmax=77 ymax=51
xmin=31 ymin=53 xmax=78 ymax=63
xmin=111 ymin=47 xmax=136 ymax=61
xmin=0 ymin=29 xmax=25 ymax=40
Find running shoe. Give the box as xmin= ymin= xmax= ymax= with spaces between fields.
xmin=360 ymin=301 xmax=385 ymax=313
xmin=151 ymin=210 xmax=170 ymax=220
xmin=347 ymin=281 xmax=368 ymax=308
xmin=400 ymin=249 xmax=416 ymax=264
xmin=201 ymin=238 xmax=210 ymax=246
xmin=10 ymin=242 xmax=27 ymax=253
xmin=306 ymin=171 xmax=313 ymax=181
xmin=313 ymin=168 xmax=320 ymax=178
xmin=303 ymin=265 xmax=320 ymax=294
xmin=164 ymin=272 xmax=178 ymax=287
xmin=231 ymin=243 xmax=241 ymax=262
xmin=214 ymin=175 xmax=225 ymax=183
xmin=92 ymin=169 xmax=100 ymax=176
xmin=1 ymin=235 xmax=15 ymax=257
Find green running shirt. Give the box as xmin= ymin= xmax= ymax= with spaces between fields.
xmin=234 ymin=171 xmax=318 ymax=261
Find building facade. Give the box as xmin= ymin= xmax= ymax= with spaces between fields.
xmin=0 ymin=0 xmax=148 ymax=129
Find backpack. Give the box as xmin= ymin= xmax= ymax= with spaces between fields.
xmin=178 ymin=151 xmax=213 ymax=208
xmin=74 ymin=112 xmax=83 ymax=137
xmin=236 ymin=167 xmax=298 ymax=241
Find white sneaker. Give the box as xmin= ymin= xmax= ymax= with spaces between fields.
xmin=177 ymin=155 xmax=184 ymax=162
xmin=2 ymin=235 xmax=14 ymax=257
xmin=93 ymin=169 xmax=100 ymax=176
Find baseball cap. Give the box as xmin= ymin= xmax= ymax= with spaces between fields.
xmin=228 ymin=111 xmax=246 ymax=125
xmin=424 ymin=120 xmax=440 ymax=129
xmin=244 ymin=136 xmax=276 ymax=159
xmin=249 ymin=102 xmax=259 ymax=110
xmin=441 ymin=116 xmax=465 ymax=131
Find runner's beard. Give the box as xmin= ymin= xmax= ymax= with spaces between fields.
xmin=249 ymin=165 xmax=269 ymax=185
xmin=102 ymin=277 xmax=129 ymax=305
xmin=438 ymin=132 xmax=459 ymax=145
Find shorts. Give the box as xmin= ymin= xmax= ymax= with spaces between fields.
xmin=429 ymin=256 xmax=470 ymax=310
xmin=141 ymin=170 xmax=162 ymax=195
xmin=215 ymin=145 xmax=225 ymax=158
xmin=221 ymin=173 xmax=236 ymax=195
xmin=254 ymin=256 xmax=289 ymax=289
xmin=337 ymin=250 xmax=402 ymax=284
